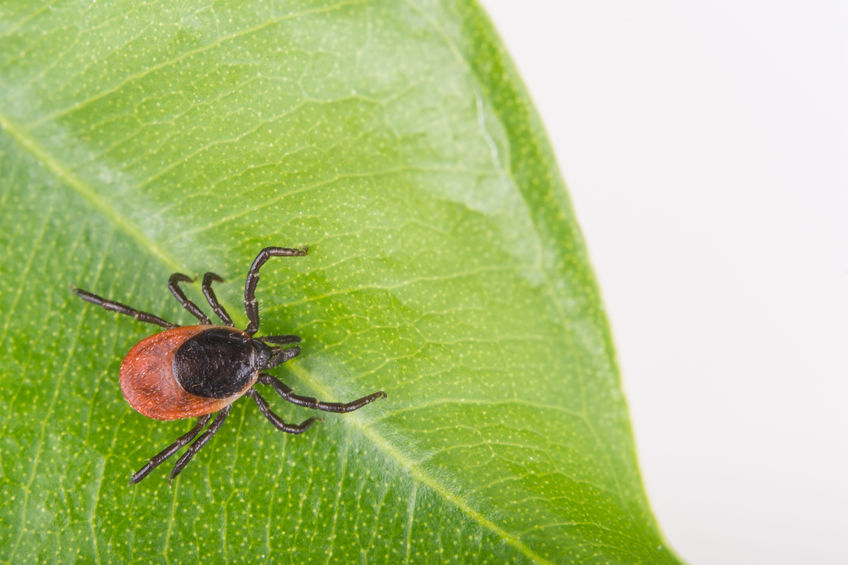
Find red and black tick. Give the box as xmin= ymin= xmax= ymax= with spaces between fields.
xmin=72 ymin=246 xmax=386 ymax=483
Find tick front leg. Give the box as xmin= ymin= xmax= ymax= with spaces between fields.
xmin=260 ymin=335 xmax=302 ymax=346
xmin=243 ymin=246 xmax=308 ymax=335
xmin=258 ymin=373 xmax=386 ymax=413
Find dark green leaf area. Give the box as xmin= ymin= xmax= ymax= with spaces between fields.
xmin=0 ymin=1 xmax=679 ymax=563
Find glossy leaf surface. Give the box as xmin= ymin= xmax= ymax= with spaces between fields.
xmin=0 ymin=1 xmax=678 ymax=563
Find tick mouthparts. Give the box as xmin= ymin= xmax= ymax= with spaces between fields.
xmin=268 ymin=346 xmax=302 ymax=368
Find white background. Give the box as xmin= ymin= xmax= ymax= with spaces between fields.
xmin=482 ymin=2 xmax=848 ymax=564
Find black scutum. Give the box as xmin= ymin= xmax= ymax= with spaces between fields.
xmin=173 ymin=328 xmax=262 ymax=398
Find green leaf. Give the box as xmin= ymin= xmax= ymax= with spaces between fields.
xmin=0 ymin=1 xmax=679 ymax=563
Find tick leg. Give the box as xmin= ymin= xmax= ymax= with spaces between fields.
xmin=71 ymin=286 xmax=176 ymax=328
xmin=258 ymin=373 xmax=387 ymax=413
xmin=201 ymin=272 xmax=234 ymax=326
xmin=129 ymin=414 xmax=212 ymax=484
xmin=169 ymin=406 xmax=231 ymax=483
xmin=168 ymin=273 xmax=212 ymax=324
xmin=261 ymin=335 xmax=302 ymax=346
xmin=247 ymin=388 xmax=318 ymax=433
xmin=267 ymin=346 xmax=301 ymax=368
xmin=244 ymin=246 xmax=308 ymax=335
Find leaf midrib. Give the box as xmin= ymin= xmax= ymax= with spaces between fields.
xmin=0 ymin=110 xmax=553 ymax=564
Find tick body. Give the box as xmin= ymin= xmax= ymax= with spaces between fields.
xmin=72 ymin=247 xmax=386 ymax=483
xmin=120 ymin=325 xmax=267 ymax=420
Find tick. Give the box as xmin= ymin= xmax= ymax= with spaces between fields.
xmin=72 ymin=246 xmax=386 ymax=483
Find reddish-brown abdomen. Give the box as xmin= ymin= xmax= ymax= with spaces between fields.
xmin=120 ymin=325 xmax=256 ymax=420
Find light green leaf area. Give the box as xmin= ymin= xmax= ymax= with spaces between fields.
xmin=0 ymin=1 xmax=679 ymax=563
